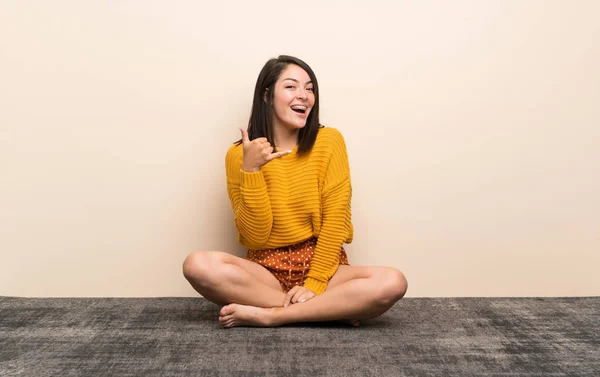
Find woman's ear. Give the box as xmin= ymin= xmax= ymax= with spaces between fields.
xmin=263 ymin=88 xmax=269 ymax=103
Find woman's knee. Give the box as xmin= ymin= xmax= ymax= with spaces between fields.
xmin=182 ymin=251 xmax=224 ymax=284
xmin=374 ymin=267 xmax=408 ymax=307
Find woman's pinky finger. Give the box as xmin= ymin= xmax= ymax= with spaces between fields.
xmin=299 ymin=294 xmax=314 ymax=303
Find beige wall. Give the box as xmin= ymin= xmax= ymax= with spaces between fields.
xmin=1 ymin=1 xmax=599 ymax=297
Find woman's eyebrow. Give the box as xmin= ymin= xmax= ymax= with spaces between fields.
xmin=282 ymin=78 xmax=313 ymax=85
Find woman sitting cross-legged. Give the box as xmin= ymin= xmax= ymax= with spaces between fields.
xmin=182 ymin=55 xmax=407 ymax=328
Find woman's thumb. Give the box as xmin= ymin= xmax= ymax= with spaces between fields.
xmin=239 ymin=128 xmax=250 ymax=144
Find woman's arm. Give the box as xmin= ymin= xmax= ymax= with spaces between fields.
xmin=225 ymin=145 xmax=273 ymax=248
xmin=304 ymin=130 xmax=353 ymax=294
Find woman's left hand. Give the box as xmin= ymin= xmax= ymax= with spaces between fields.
xmin=283 ymin=286 xmax=316 ymax=308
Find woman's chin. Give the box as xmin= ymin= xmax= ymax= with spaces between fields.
xmin=286 ymin=122 xmax=306 ymax=131
xmin=277 ymin=117 xmax=308 ymax=131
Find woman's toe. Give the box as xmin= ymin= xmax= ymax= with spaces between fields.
xmin=220 ymin=304 xmax=233 ymax=316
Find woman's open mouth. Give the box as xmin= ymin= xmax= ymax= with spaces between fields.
xmin=291 ymin=105 xmax=307 ymax=115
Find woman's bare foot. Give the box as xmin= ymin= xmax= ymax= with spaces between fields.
xmin=218 ymin=303 xmax=277 ymax=328
xmin=218 ymin=304 xmax=360 ymax=328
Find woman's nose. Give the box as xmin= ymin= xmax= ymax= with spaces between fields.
xmin=296 ymin=88 xmax=307 ymax=100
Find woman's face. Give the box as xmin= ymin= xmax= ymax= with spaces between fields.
xmin=270 ymin=64 xmax=315 ymax=133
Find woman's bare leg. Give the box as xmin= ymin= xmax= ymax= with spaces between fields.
xmin=182 ymin=251 xmax=286 ymax=308
xmin=218 ymin=265 xmax=407 ymax=328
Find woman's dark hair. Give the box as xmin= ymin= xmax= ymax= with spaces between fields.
xmin=236 ymin=55 xmax=322 ymax=155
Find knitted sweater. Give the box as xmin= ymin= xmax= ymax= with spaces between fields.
xmin=225 ymin=126 xmax=354 ymax=294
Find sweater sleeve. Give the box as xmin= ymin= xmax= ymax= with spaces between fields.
xmin=225 ymin=145 xmax=273 ymax=249
xmin=303 ymin=131 xmax=353 ymax=294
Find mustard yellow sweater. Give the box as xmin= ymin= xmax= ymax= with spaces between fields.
xmin=225 ymin=126 xmax=353 ymax=294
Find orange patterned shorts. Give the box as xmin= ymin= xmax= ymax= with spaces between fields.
xmin=246 ymin=237 xmax=349 ymax=293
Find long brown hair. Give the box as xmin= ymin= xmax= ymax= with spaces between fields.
xmin=236 ymin=55 xmax=322 ymax=155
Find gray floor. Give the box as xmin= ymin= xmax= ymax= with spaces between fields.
xmin=1 ymin=296 xmax=598 ymax=376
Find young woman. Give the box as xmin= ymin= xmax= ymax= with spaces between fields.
xmin=183 ymin=55 xmax=407 ymax=328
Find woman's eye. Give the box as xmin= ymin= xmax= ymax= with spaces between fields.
xmin=307 ymin=87 xmax=314 ymax=92
xmin=286 ymin=86 xmax=295 ymax=89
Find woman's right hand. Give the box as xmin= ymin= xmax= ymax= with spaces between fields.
xmin=240 ymin=128 xmax=291 ymax=172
